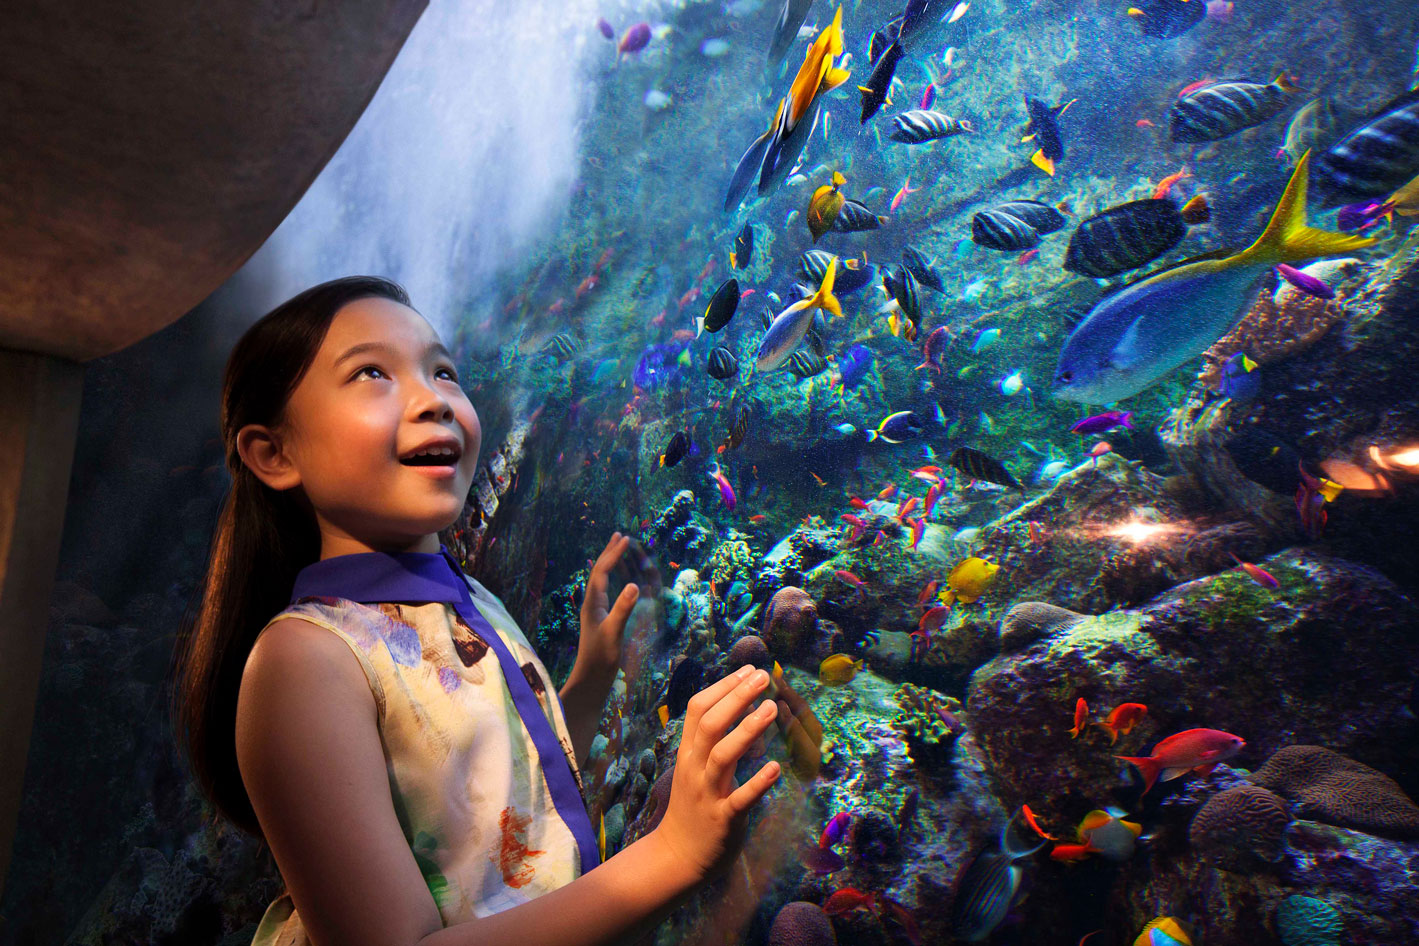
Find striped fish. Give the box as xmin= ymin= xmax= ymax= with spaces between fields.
xmin=903 ymin=246 xmax=945 ymax=292
xmin=889 ymin=109 xmax=977 ymax=144
xmin=883 ymin=265 xmax=923 ymax=322
xmin=971 ymin=209 xmax=1040 ymax=251
xmin=1315 ymin=88 xmax=1419 ymax=202
xmin=1062 ymin=197 xmax=1201 ymax=278
xmin=951 ymin=810 xmax=1048 ymax=942
xmin=707 ymin=346 xmax=738 ymax=380
xmin=991 ymin=199 xmax=1067 ymax=234
xmin=830 ymin=199 xmax=889 ymax=232
xmin=796 ymin=250 xmax=878 ymax=294
xmin=1170 ymin=74 xmax=1299 ymax=143
xmin=783 ymin=349 xmax=830 ymax=379
xmin=950 ymin=446 xmax=1024 ymax=490
xmin=541 ymin=333 xmax=580 ymax=361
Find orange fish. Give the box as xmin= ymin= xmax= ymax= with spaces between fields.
xmin=1016 ymin=247 xmax=1040 ymax=265
xmin=878 ymin=484 xmax=899 ymax=500
xmin=916 ymin=580 xmax=939 ymax=608
xmin=1069 ymin=697 xmax=1089 ymax=739
xmin=824 ymin=887 xmax=879 ymax=916
xmin=1136 ymin=118 xmax=1156 ymax=128
xmin=1151 ymin=165 xmax=1191 ymax=200
xmin=749 ymin=514 xmax=768 ymax=523
xmin=835 ymin=569 xmax=866 ymax=590
xmin=1021 ymin=803 xmax=1062 ymax=841
xmin=668 ymin=561 xmax=680 ymax=569
xmin=812 ymin=472 xmax=828 ymax=486
xmin=1230 ymin=553 xmax=1279 ymax=589
xmin=1097 ymin=703 xmax=1148 ymax=744
xmin=849 ymin=497 xmax=870 ymax=510
xmin=896 ymin=496 xmax=921 ymax=521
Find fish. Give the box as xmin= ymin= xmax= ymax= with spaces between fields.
xmin=1069 ymin=697 xmax=1089 ymax=738
xmin=1314 ymin=89 xmax=1419 ymax=203
xmin=708 ymin=463 xmax=737 ymax=510
xmin=767 ymin=0 xmax=814 ymax=66
xmin=831 ymin=344 xmax=876 ymax=391
xmin=1170 ymin=74 xmax=1299 ymax=143
xmin=1135 ymin=917 xmax=1194 ymax=946
xmin=1023 ymin=95 xmax=1076 ymax=176
xmin=831 ymin=199 xmax=889 ymax=232
xmin=757 ymin=256 xmax=843 ymax=371
xmin=917 ymin=325 xmax=952 ymax=375
xmin=903 ymin=246 xmax=945 ymax=291
xmin=659 ymin=431 xmax=691 ymax=468
xmin=942 ymin=556 xmax=999 ymax=605
xmin=697 ymin=278 xmax=740 ymax=336
xmin=1070 ymin=410 xmax=1134 ymax=435
xmin=819 ymin=654 xmax=865 ymax=684
xmin=1000 ymin=370 xmax=1025 ymax=395
xmin=890 ymin=175 xmax=921 ymax=212
xmin=596 ymin=18 xmax=616 ymax=39
xmin=951 ymin=810 xmax=1048 ymax=942
xmin=1117 ymin=728 xmax=1246 ymax=795
xmin=1278 ymin=98 xmax=1340 ymax=167
xmin=707 ymin=346 xmax=739 ymax=381
xmin=889 ymin=109 xmax=977 ymax=143
xmin=617 ymin=22 xmax=652 ymax=56
xmin=991 ymin=199 xmax=1068 ymax=234
xmin=664 ymin=656 xmax=703 ymax=720
xmin=920 ymin=83 xmax=936 ymax=110
xmin=1088 ymin=441 xmax=1112 ymax=463
xmin=1050 ymin=807 xmax=1143 ymax=863
xmin=824 ymin=887 xmax=880 ymax=916
xmin=1126 ymin=0 xmax=1205 ymax=38
xmin=1016 ymin=248 xmax=1040 ymax=266
xmin=972 ymin=209 xmax=1040 ymax=251
xmin=947 ymin=1 xmax=970 ymax=23
xmin=1296 ymin=462 xmax=1333 ymax=539
xmin=718 ymin=409 xmax=750 ymax=453
xmin=1152 ymin=166 xmax=1191 ymax=200
xmin=908 ymin=517 xmax=926 ymax=550
xmin=644 ymin=89 xmax=672 ymax=111
xmin=867 ymin=410 xmax=925 ymax=444
xmin=798 ymin=250 xmax=877 ymax=294
xmin=1062 ymin=196 xmax=1209 ymax=278
xmin=801 ymin=845 xmax=847 ymax=873
xmin=1275 ymin=263 xmax=1335 ymax=300
xmin=950 ymin=446 xmax=1024 ymax=490
xmin=784 ymin=349 xmax=831 ymax=379
xmin=972 ymin=328 xmax=1001 ymax=352
xmin=1230 ymin=552 xmax=1279 ymax=588
xmin=883 ymin=266 xmax=924 ymax=322
xmin=730 ymin=223 xmax=754 ymax=269
xmin=1215 ymin=351 xmax=1260 ymax=401
xmin=1097 ymin=703 xmax=1148 ymax=744
xmin=834 ymin=569 xmax=867 ymax=591
xmin=1052 ymin=153 xmax=1376 ymax=404
xmin=807 ymin=171 xmax=849 ymax=242
xmin=859 ymin=40 xmax=903 ymax=123
xmin=541 ymin=333 xmax=580 ymax=362
xmin=1137 ymin=118 xmax=1157 ymax=128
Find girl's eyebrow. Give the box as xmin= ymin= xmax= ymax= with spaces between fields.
xmin=333 ymin=340 xmax=452 ymax=367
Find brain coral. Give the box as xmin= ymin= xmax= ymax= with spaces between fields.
xmin=1250 ymin=745 xmax=1419 ymax=839
xmin=728 ymin=633 xmax=773 ymax=671
xmin=1189 ymin=785 xmax=1291 ymax=871
xmin=762 ymin=586 xmax=819 ymax=659
xmin=769 ymin=901 xmax=838 ymax=946
xmin=998 ymin=601 xmax=1086 ymax=650
xmin=1275 ymin=895 xmax=1342 ymax=946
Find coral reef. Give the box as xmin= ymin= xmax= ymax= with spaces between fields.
xmin=1188 ymin=784 xmax=1292 ymax=872
xmin=891 ymin=683 xmax=965 ymax=773
xmin=762 ymin=587 xmax=820 ymax=663
xmin=707 ymin=533 xmax=756 ymax=586
xmin=768 ymin=901 xmax=837 ymax=946
xmin=728 ymin=633 xmax=773 ymax=671
xmin=1250 ymin=745 xmax=1419 ymax=839
xmin=1275 ymin=895 xmax=1343 ymax=946
xmin=997 ymin=601 xmax=1086 ymax=651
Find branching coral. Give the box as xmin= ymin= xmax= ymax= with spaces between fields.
xmin=708 ymin=533 xmax=756 ymax=586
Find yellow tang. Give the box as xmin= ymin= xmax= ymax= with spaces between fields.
xmin=941 ymin=556 xmax=1000 ymax=605
xmin=1134 ymin=916 xmax=1193 ymax=946
xmin=818 ymin=653 xmax=864 ymax=684
xmin=807 ymin=171 xmax=847 ymax=243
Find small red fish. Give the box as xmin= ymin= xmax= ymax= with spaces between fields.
xmin=1097 ymin=703 xmax=1148 ymax=744
xmin=849 ymin=497 xmax=870 ymax=510
xmin=668 ymin=561 xmax=680 ymax=569
xmin=749 ymin=514 xmax=768 ymax=523
xmin=878 ymin=484 xmax=898 ymax=500
xmin=896 ymin=496 xmax=921 ymax=521
xmin=911 ymin=464 xmax=944 ymax=478
xmin=575 ymin=273 xmax=599 ymax=299
xmin=918 ymin=605 xmax=950 ymax=633
xmin=1016 ymin=247 xmax=1040 ymax=265
xmin=923 ymin=480 xmax=944 ymax=519
xmin=1136 ymin=118 xmax=1156 ymax=128
xmin=840 ymin=513 xmax=865 ymax=527
xmin=908 ymin=516 xmax=925 ymax=551
xmin=650 ymin=309 xmax=667 ymax=327
xmin=872 ymin=530 xmax=888 ymax=547
xmin=835 ymin=570 xmax=866 ymax=590
xmin=1179 ymin=77 xmax=1214 ymax=97
xmin=1021 ymin=803 xmax=1062 ymax=841
xmin=890 ymin=175 xmax=920 ymax=213
xmin=916 ymin=580 xmax=939 ymax=608
xmin=1117 ymin=728 xmax=1246 ymax=795
xmin=547 ymin=298 xmax=566 ymax=314
xmin=1088 ymin=441 xmax=1112 ymax=465
xmin=812 ymin=472 xmax=828 ymax=487
xmin=919 ymin=83 xmax=936 ymax=110
xmin=697 ymin=256 xmax=717 ymax=284
xmin=678 ymin=286 xmax=702 ymax=309
xmin=1151 ymin=165 xmax=1191 ymax=200
xmin=1069 ymin=697 xmax=1088 ymax=739
xmin=824 ymin=887 xmax=879 ymax=916
xmin=1229 ymin=553 xmax=1279 ymax=589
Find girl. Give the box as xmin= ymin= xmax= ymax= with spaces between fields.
xmin=171 ymin=276 xmax=783 ymax=946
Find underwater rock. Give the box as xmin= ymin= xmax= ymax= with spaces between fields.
xmin=762 ymin=586 xmax=819 ymax=662
xmin=1275 ymin=894 xmax=1343 ymax=946
xmin=768 ymin=901 xmax=837 ymax=946
xmin=727 ymin=633 xmax=773 ymax=670
xmin=623 ymin=765 xmax=675 ymax=848
xmin=1188 ymin=784 xmax=1291 ymax=871
xmin=997 ymin=601 xmax=1086 ymax=651
xmin=1250 ymin=745 xmax=1419 ymax=839
xmin=966 ymin=548 xmax=1419 ymax=828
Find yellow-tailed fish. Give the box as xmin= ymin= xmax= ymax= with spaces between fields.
xmin=785 ymin=6 xmax=850 ymax=132
xmin=807 ymin=171 xmax=848 ymax=242
xmin=599 ymin=810 xmax=607 ymax=862
xmin=657 ymin=704 xmax=669 ymax=728
xmin=1134 ymin=916 xmax=1193 ymax=946
xmin=941 ymin=557 xmax=1000 ymax=605
xmin=755 ymin=257 xmax=843 ymax=371
xmin=818 ymin=653 xmax=864 ymax=684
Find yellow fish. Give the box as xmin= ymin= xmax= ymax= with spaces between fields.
xmin=807 ymin=171 xmax=847 ymax=243
xmin=785 ymin=6 xmax=851 ymax=133
xmin=940 ymin=557 xmax=1000 ymax=605
xmin=656 ymin=704 xmax=669 ymax=728
xmin=1134 ymin=916 xmax=1193 ymax=946
xmin=599 ymin=810 xmax=607 ymax=862
xmin=819 ymin=653 xmax=864 ymax=684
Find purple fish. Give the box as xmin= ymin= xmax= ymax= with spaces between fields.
xmin=1216 ymin=351 xmax=1259 ymax=401
xmin=1295 ymin=462 xmax=1328 ymax=540
xmin=800 ymin=844 xmax=846 ymax=874
xmin=1068 ymin=410 xmax=1134 ymax=436
xmin=1336 ymin=199 xmax=1394 ymax=233
xmin=1275 ymin=264 xmax=1335 ymax=301
xmin=596 ymin=17 xmax=615 ymax=40
xmin=618 ymin=21 xmax=652 ymax=55
xmin=819 ymin=811 xmax=852 ymax=848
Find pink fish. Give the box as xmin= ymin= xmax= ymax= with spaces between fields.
xmin=1016 ymin=248 xmax=1040 ymax=265
xmin=1088 ymin=441 xmax=1112 ymax=466
xmin=834 ymin=569 xmax=866 ymax=590
xmin=923 ymin=480 xmax=943 ymax=519
xmin=919 ymin=83 xmax=936 ymax=110
xmin=918 ymin=605 xmax=950 ymax=633
xmin=1179 ymin=77 xmax=1214 ymax=97
xmin=1275 ymin=264 xmax=1335 ymax=300
xmin=909 ymin=516 xmax=925 ymax=551
xmin=709 ymin=464 xmax=736 ymax=510
xmin=618 ymin=22 xmax=652 ymax=56
xmin=1229 ymin=553 xmax=1279 ymax=589
xmin=915 ymin=325 xmax=951 ymax=375
xmin=890 ymin=176 xmax=921 ymax=213
xmin=820 ymin=811 xmax=852 ymax=848
xmin=1117 ymin=728 xmax=1245 ymax=794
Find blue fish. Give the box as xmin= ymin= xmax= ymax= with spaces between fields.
xmin=832 ymin=344 xmax=875 ymax=391
xmin=755 ymin=257 xmax=843 ymax=371
xmin=1216 ymin=352 xmax=1260 ymax=401
xmin=1052 ymin=153 xmax=1375 ymax=404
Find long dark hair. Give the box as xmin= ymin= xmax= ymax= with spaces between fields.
xmin=170 ymin=275 xmax=411 ymax=837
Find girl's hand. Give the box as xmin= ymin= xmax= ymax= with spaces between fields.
xmin=651 ymin=665 xmax=782 ymax=883
xmin=576 ymin=532 xmax=643 ymax=673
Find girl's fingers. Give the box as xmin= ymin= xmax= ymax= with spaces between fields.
xmin=705 ymin=698 xmax=778 ymax=792
xmin=726 ymin=761 xmax=782 ymax=815
xmin=693 ymin=670 xmax=770 ymax=763
xmin=681 ymin=666 xmax=758 ymax=761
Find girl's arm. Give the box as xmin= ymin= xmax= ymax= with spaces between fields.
xmin=237 ymin=619 xmax=702 ymax=946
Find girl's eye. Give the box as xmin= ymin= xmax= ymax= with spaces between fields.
xmin=437 ymin=366 xmax=459 ymax=382
xmin=354 ymin=365 xmax=387 ymax=381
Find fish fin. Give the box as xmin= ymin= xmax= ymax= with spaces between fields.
xmin=657 ymin=704 xmax=669 ymax=727
xmin=1031 ymin=150 xmax=1056 ymax=176
xmin=858 ymin=85 xmax=875 ymax=94
xmin=1116 ymin=755 xmax=1162 ymax=794
xmin=1079 ymin=811 xmax=1112 ymax=832
xmin=1020 ymin=133 xmax=1036 ymax=142
xmin=1235 ymin=151 xmax=1378 ymax=267
xmin=1193 ymin=762 xmax=1219 ymax=776
xmin=1123 ymin=819 xmax=1143 ymax=837
xmin=1159 ymin=766 xmax=1192 ymax=782
xmin=729 ymin=251 xmax=738 ymax=268
xmin=1093 ymin=721 xmax=1120 ymax=744
xmin=724 ymin=126 xmax=774 ymax=211
xmin=1273 ymin=71 xmax=1299 ymax=94
xmin=1126 ymin=6 xmax=1145 ymax=15
xmin=1055 ymin=98 xmax=1078 ymax=116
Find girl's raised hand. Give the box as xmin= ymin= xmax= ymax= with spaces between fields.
xmin=650 ymin=664 xmax=782 ymax=883
xmin=577 ymin=532 xmax=641 ymax=672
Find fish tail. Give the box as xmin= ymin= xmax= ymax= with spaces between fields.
xmin=866 ymin=429 xmax=880 ymax=442
xmin=1116 ymin=754 xmax=1161 ymax=794
xmin=1273 ymin=71 xmax=1300 ymax=94
xmin=1031 ymin=150 xmax=1056 ymax=176
xmin=1239 ymin=151 xmax=1378 ymax=267
xmin=1094 ymin=721 xmax=1120 ymax=745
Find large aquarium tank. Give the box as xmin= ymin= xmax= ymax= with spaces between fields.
xmin=4 ymin=0 xmax=1419 ymax=943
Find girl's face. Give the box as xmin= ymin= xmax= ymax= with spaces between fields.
xmin=242 ymin=297 xmax=481 ymax=557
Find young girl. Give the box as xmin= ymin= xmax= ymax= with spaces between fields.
xmin=171 ymin=276 xmax=783 ymax=946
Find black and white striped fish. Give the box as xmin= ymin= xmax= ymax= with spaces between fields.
xmin=796 ymin=250 xmax=877 ymax=294
xmin=707 ymin=346 xmax=738 ymax=381
xmin=541 ymin=333 xmax=580 ymax=361
xmin=888 ymin=109 xmax=976 ymax=144
xmin=830 ymin=199 xmax=889 ymax=232
xmin=1170 ymin=74 xmax=1299 ymax=143
xmin=902 ymin=246 xmax=945 ymax=292
xmin=971 ymin=209 xmax=1040 ymax=251
xmin=950 ymin=811 xmax=1047 ymax=942
xmin=991 ymin=199 xmax=1068 ymax=235
xmin=1315 ymin=88 xmax=1419 ymax=203
xmin=883 ymin=265 xmax=923 ymax=322
xmin=1062 ymin=196 xmax=1209 ymax=278
xmin=783 ymin=349 xmax=830 ymax=379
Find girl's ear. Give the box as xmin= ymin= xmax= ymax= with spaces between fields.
xmin=235 ymin=423 xmax=302 ymax=492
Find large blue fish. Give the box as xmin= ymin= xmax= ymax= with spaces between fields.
xmin=755 ymin=257 xmax=843 ymax=371
xmin=1051 ymin=152 xmax=1375 ymax=404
